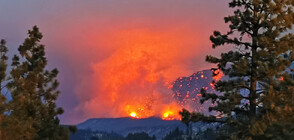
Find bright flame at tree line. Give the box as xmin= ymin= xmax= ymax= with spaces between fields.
xmin=126 ymin=103 xmax=182 ymax=120
xmin=128 ymin=109 xmax=179 ymax=120
xmin=126 ymin=69 xmax=224 ymax=120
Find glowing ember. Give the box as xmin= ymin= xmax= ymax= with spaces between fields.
xmin=280 ymin=76 xmax=284 ymax=81
xmin=201 ymin=75 xmax=204 ymax=78
xmin=212 ymin=69 xmax=223 ymax=81
xmin=168 ymin=84 xmax=174 ymax=89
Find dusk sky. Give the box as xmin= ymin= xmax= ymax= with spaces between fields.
xmin=0 ymin=0 xmax=233 ymax=124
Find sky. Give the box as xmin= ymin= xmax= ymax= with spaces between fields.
xmin=0 ymin=0 xmax=233 ymax=124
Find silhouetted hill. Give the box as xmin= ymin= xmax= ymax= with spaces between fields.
xmin=77 ymin=117 xmax=186 ymax=139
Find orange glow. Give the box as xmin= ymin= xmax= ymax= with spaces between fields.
xmin=280 ymin=76 xmax=284 ymax=81
xmin=212 ymin=69 xmax=224 ymax=81
xmin=74 ymin=27 xmax=209 ymax=120
xmin=201 ymin=75 xmax=204 ymax=78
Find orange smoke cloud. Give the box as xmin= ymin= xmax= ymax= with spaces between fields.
xmin=75 ymin=27 xmax=207 ymax=119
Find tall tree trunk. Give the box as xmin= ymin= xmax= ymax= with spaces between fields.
xmin=249 ymin=6 xmax=259 ymax=118
xmin=250 ymin=43 xmax=257 ymax=117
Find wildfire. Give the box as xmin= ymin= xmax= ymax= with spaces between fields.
xmin=67 ymin=10 xmax=216 ymax=122
xmin=124 ymin=101 xmax=181 ymax=120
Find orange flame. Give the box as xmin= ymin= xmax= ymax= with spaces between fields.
xmin=130 ymin=112 xmax=139 ymax=118
xmin=162 ymin=111 xmax=176 ymax=120
xmin=161 ymin=103 xmax=181 ymax=120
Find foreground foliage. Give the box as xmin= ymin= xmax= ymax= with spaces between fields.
xmin=0 ymin=26 xmax=74 ymax=140
xmin=181 ymin=0 xmax=294 ymax=139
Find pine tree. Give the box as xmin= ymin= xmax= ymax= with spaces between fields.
xmin=180 ymin=0 xmax=294 ymax=139
xmin=0 ymin=26 xmax=73 ymax=140
xmin=0 ymin=39 xmax=8 ymax=139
